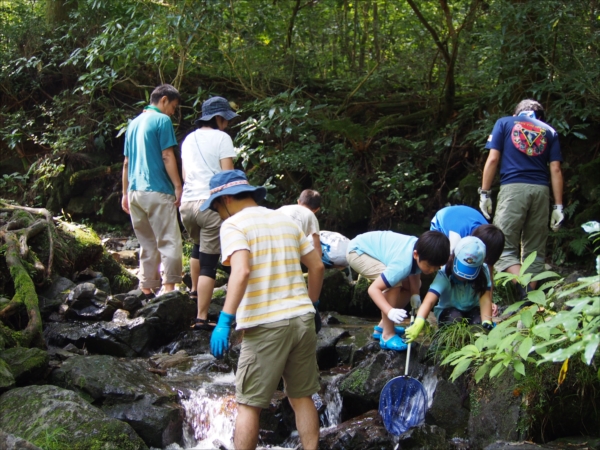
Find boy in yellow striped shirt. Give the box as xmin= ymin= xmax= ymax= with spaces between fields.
xmin=201 ymin=170 xmax=324 ymax=450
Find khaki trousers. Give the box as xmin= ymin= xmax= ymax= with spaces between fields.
xmin=129 ymin=191 xmax=183 ymax=289
xmin=493 ymin=183 xmax=549 ymax=275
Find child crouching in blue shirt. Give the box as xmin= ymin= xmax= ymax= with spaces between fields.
xmin=405 ymin=236 xmax=494 ymax=342
xmin=347 ymin=230 xmax=450 ymax=351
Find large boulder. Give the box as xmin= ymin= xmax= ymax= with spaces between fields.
xmin=319 ymin=410 xmax=396 ymax=449
xmin=348 ymin=276 xmax=380 ymax=317
xmin=0 ymin=384 xmax=147 ymax=449
xmin=316 ymin=326 xmax=350 ymax=370
xmin=0 ymin=357 xmax=15 ymax=392
xmin=0 ymin=347 xmax=48 ymax=386
xmin=65 ymin=282 xmax=116 ymax=321
xmin=319 ymin=269 xmax=354 ymax=313
xmin=467 ymin=371 xmax=525 ymax=449
xmin=50 ymin=354 xmax=182 ymax=448
xmin=0 ymin=431 xmax=41 ymax=450
xmin=338 ymin=346 xmax=415 ymax=418
xmin=44 ymin=291 xmax=196 ymax=357
xmin=425 ymin=379 xmax=469 ymax=438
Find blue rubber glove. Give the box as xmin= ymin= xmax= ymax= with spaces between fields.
xmin=313 ymin=301 xmax=321 ymax=334
xmin=210 ymin=311 xmax=235 ymax=359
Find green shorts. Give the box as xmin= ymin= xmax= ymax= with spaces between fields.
xmin=235 ymin=314 xmax=319 ymax=409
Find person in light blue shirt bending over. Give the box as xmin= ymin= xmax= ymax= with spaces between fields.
xmin=346 ymin=231 xmax=450 ymax=351
xmin=405 ymin=236 xmax=494 ymax=343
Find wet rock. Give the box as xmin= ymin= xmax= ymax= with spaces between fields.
xmin=468 ymin=371 xmax=525 ymax=449
xmin=0 ymin=357 xmax=15 ymax=392
xmin=73 ymin=267 xmax=103 ymax=280
xmin=545 ymin=436 xmax=600 ymax=449
xmin=38 ymin=275 xmax=76 ymax=303
xmin=65 ymin=282 xmax=115 ymax=321
xmin=45 ymin=290 xmax=196 ymax=357
xmin=133 ymin=290 xmax=197 ymax=340
xmin=112 ymin=249 xmax=139 ymax=266
xmin=349 ymin=276 xmax=381 ymax=317
xmin=319 ymin=269 xmax=354 ymax=314
xmin=338 ymin=346 xmax=427 ymax=419
xmin=426 ymin=379 xmax=469 ymax=438
xmin=49 ymin=354 xmax=182 ymax=448
xmin=319 ymin=410 xmax=396 ymax=449
xmin=159 ymin=330 xmax=212 ymax=356
xmin=44 ymin=318 xmax=149 ymax=357
xmin=0 ymin=384 xmax=147 ymax=449
xmin=484 ymin=442 xmax=553 ymax=449
xmin=37 ymin=295 xmax=63 ymax=319
xmin=0 ymin=431 xmax=42 ymax=450
xmin=317 ymin=327 xmax=350 ymax=370
xmin=398 ymin=423 xmax=447 ymax=449
xmin=150 ymin=350 xmax=192 ymax=369
xmin=81 ymin=276 xmax=112 ymax=295
xmin=123 ymin=294 xmax=144 ymax=312
xmin=0 ymin=347 xmax=48 ymax=386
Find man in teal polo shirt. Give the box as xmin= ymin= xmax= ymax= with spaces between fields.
xmin=121 ymin=84 xmax=183 ymax=298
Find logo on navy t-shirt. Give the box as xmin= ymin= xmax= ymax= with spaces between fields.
xmin=511 ymin=121 xmax=547 ymax=156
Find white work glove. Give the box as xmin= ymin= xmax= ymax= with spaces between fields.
xmin=478 ymin=188 xmax=493 ymax=220
xmin=410 ymin=294 xmax=422 ymax=311
xmin=550 ymin=205 xmax=564 ymax=232
xmin=387 ymin=308 xmax=408 ymax=324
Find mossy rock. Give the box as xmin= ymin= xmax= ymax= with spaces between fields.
xmin=0 ymin=358 xmax=15 ymax=392
xmin=0 ymin=384 xmax=147 ymax=450
xmin=90 ymin=251 xmax=137 ymax=295
xmin=0 ymin=347 xmax=48 ymax=386
xmin=319 ymin=269 xmax=354 ymax=313
xmin=348 ymin=276 xmax=380 ymax=317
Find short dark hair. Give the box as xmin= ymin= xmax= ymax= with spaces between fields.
xmin=298 ymin=189 xmax=321 ymax=210
xmin=415 ymin=231 xmax=450 ymax=267
xmin=514 ymin=99 xmax=545 ymax=121
xmin=196 ymin=117 xmax=219 ymax=129
xmin=445 ymin=253 xmax=488 ymax=297
xmin=471 ymin=224 xmax=505 ymax=267
xmin=150 ymin=84 xmax=181 ymax=104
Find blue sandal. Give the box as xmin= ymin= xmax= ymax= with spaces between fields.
xmin=379 ymin=334 xmax=408 ymax=352
xmin=372 ymin=325 xmax=405 ymax=340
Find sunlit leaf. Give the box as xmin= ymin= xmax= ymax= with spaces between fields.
xmin=519 ymin=337 xmax=533 ymax=360
xmin=513 ymin=360 xmax=525 ymax=376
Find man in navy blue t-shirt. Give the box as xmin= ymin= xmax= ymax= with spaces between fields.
xmin=479 ymin=99 xmax=564 ymax=292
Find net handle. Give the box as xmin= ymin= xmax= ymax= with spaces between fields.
xmin=405 ymin=313 xmax=413 ymax=376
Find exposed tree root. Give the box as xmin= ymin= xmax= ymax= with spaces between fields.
xmin=0 ymin=201 xmax=53 ymax=348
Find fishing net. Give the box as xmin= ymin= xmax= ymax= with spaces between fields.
xmin=379 ymin=376 xmax=427 ymax=436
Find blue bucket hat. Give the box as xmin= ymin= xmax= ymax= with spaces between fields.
xmin=195 ymin=96 xmax=239 ymax=123
xmin=453 ymin=236 xmax=486 ymax=280
xmin=200 ymin=170 xmax=267 ymax=212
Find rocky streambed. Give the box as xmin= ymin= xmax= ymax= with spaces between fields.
xmin=1 ymin=232 xmax=599 ymax=449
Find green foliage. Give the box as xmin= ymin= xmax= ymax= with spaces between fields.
xmin=441 ymin=252 xmax=600 ymax=384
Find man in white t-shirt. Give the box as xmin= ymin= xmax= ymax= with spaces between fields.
xmin=178 ymin=96 xmax=238 ymax=330
xmin=202 ymin=170 xmax=324 ymax=450
xmin=278 ymin=189 xmax=322 ymax=259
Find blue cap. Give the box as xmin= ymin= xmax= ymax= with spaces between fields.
xmin=200 ymin=170 xmax=266 ymax=212
xmin=195 ymin=96 xmax=239 ymax=123
xmin=453 ymin=236 xmax=486 ymax=280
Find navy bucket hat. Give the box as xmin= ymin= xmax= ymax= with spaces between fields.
xmin=200 ymin=170 xmax=267 ymax=212
xmin=195 ymin=96 xmax=239 ymax=123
